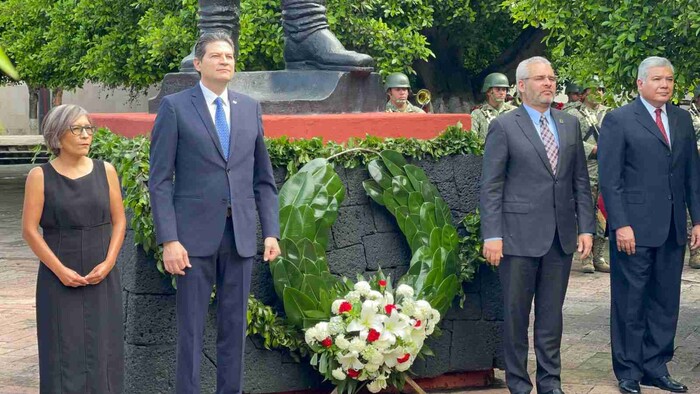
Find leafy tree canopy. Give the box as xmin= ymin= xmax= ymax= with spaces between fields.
xmin=505 ymin=0 xmax=700 ymax=99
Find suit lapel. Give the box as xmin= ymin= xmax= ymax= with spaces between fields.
xmin=191 ymin=86 xmax=226 ymax=160
xmin=227 ymin=90 xmax=240 ymax=161
xmin=514 ymin=106 xmax=555 ymax=177
xmin=634 ymin=98 xmax=670 ymax=150
xmin=668 ymin=105 xmax=683 ymax=165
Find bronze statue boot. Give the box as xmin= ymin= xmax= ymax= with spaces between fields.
xmin=282 ymin=0 xmax=373 ymax=72
xmin=284 ymin=28 xmax=374 ymax=72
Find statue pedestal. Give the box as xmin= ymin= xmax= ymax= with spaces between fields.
xmin=148 ymin=70 xmax=385 ymax=114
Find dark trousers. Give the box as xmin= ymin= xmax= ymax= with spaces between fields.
xmin=610 ymin=215 xmax=685 ymax=381
xmin=176 ymin=217 xmax=253 ymax=394
xmin=500 ymin=232 xmax=572 ymax=394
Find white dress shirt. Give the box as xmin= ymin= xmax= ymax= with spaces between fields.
xmin=199 ymin=82 xmax=230 ymax=130
xmin=639 ymin=96 xmax=670 ymax=145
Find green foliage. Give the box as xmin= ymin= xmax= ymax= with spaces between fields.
xmin=504 ymin=0 xmax=700 ymax=97
xmin=363 ymin=150 xmax=462 ymax=315
xmin=247 ymin=296 xmax=309 ymax=360
xmin=0 ymin=0 xmax=85 ymax=89
xmin=267 ymin=122 xmax=483 ymax=177
xmin=458 ymin=210 xmax=485 ymax=284
xmin=272 ymin=158 xmax=350 ymax=329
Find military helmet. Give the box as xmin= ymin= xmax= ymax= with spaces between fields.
xmin=565 ymin=83 xmax=582 ymax=94
xmin=384 ymin=72 xmax=411 ymax=91
xmin=482 ymin=73 xmax=510 ymax=93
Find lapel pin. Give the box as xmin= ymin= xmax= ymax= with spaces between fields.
xmin=231 ymin=99 xmax=237 ymax=104
xmin=559 ymin=118 xmax=564 ymax=124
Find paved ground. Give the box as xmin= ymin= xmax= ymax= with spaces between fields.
xmin=0 ymin=164 xmax=698 ymax=394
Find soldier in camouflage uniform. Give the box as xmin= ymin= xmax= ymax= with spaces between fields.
xmin=562 ymin=83 xmax=584 ymax=111
xmin=384 ymin=72 xmax=425 ymax=113
xmin=687 ymin=86 xmax=700 ymax=268
xmin=566 ymin=83 xmax=611 ymax=273
xmin=470 ymin=73 xmax=517 ymax=139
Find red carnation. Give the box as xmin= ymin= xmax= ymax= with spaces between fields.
xmin=384 ymin=304 xmax=397 ymax=315
xmin=347 ymin=369 xmax=360 ymax=378
xmin=414 ymin=319 xmax=422 ymax=328
xmin=321 ymin=337 xmax=332 ymax=348
xmin=367 ymin=328 xmax=380 ymax=342
xmin=339 ymin=302 xmax=352 ymax=313
xmin=397 ymin=353 xmax=410 ymax=363
xmin=378 ymin=279 xmax=387 ymax=287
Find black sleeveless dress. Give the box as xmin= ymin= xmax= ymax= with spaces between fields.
xmin=36 ymin=159 xmax=124 ymax=393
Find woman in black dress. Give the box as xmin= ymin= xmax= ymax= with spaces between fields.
xmin=22 ymin=104 xmax=126 ymax=393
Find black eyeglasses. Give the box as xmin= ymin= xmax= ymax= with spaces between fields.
xmin=69 ymin=125 xmax=97 ymax=136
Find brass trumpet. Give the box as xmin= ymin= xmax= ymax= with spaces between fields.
xmin=415 ymin=89 xmax=432 ymax=112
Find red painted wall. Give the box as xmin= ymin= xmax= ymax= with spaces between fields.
xmin=90 ymin=112 xmax=472 ymax=141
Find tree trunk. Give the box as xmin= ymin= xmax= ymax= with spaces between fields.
xmin=52 ymin=88 xmax=63 ymax=106
xmin=28 ymin=86 xmax=40 ymax=135
xmin=473 ymin=27 xmax=548 ymax=89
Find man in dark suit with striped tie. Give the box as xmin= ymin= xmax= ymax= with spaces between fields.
xmin=480 ymin=56 xmax=594 ymax=394
xmin=598 ymin=56 xmax=700 ymax=394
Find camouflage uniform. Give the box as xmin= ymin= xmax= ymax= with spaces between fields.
xmin=566 ymin=103 xmax=610 ymax=273
xmin=562 ymin=100 xmax=582 ymax=112
xmin=385 ymin=101 xmax=425 ymax=113
xmin=471 ymin=102 xmax=517 ymax=139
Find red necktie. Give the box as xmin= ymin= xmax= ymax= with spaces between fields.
xmin=655 ymin=108 xmax=669 ymax=145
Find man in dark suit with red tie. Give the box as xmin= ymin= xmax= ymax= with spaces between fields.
xmin=598 ymin=56 xmax=700 ymax=394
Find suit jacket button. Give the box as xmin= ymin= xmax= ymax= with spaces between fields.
xmin=226 ymin=169 xmax=231 ymax=173
xmin=668 ymin=195 xmax=672 ymax=200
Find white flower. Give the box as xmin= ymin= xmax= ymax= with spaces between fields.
xmin=367 ymin=374 xmax=388 ymax=393
xmin=401 ymin=299 xmax=416 ymax=316
xmin=364 ymin=363 xmax=380 ymax=373
xmin=367 ymin=290 xmax=383 ymax=301
xmin=332 ymin=368 xmax=346 ymax=381
xmin=414 ymin=300 xmax=432 ymax=320
xmin=362 ymin=345 xmax=384 ymax=365
xmin=314 ymin=322 xmax=330 ymax=342
xmin=396 ymin=359 xmax=412 ymax=371
xmin=383 ymin=292 xmax=394 ymax=306
xmin=328 ymin=316 xmax=344 ymax=335
xmin=331 ymin=299 xmax=347 ymax=314
xmin=346 ymin=291 xmax=361 ymax=303
xmin=335 ymin=335 xmax=350 ymax=350
xmin=304 ymin=326 xmax=319 ymax=344
xmin=354 ymin=281 xmax=371 ymax=296
xmin=382 ymin=310 xmax=410 ymax=343
xmin=347 ymin=300 xmax=385 ymax=337
xmin=383 ymin=347 xmax=406 ymax=368
xmin=396 ymin=284 xmax=414 ymax=298
xmin=348 ymin=337 xmax=367 ymax=353
xmin=338 ymin=351 xmax=364 ymax=371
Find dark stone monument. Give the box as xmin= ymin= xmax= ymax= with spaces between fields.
xmin=149 ymin=0 xmax=384 ymax=114
xmin=148 ymin=71 xmax=385 ymax=114
xmin=120 ymin=155 xmax=504 ymax=393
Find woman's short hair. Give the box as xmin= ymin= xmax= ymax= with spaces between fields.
xmin=41 ymin=104 xmax=89 ymax=156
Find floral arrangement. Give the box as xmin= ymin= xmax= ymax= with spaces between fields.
xmin=305 ymin=278 xmax=440 ymax=393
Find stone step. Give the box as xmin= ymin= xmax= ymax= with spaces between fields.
xmin=0 ymin=135 xmax=44 ymax=147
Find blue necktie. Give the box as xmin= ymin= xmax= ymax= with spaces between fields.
xmin=214 ymin=97 xmax=230 ymax=160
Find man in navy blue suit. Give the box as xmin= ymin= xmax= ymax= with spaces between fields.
xmin=149 ymin=32 xmax=281 ymax=394
xmin=598 ymin=56 xmax=700 ymax=394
